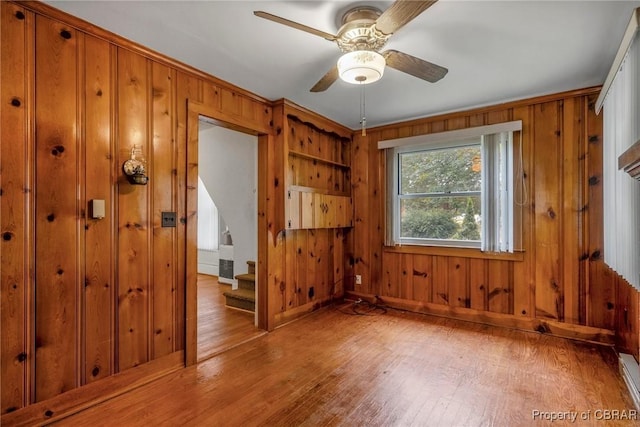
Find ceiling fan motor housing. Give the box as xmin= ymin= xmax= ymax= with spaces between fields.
xmin=336 ymin=6 xmax=389 ymax=53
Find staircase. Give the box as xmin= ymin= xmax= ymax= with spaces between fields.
xmin=223 ymin=261 xmax=255 ymax=312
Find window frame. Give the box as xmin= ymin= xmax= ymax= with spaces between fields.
xmin=380 ymin=121 xmax=522 ymax=253
xmin=392 ymin=138 xmax=482 ymax=248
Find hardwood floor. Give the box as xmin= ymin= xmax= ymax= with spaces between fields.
xmin=197 ymin=274 xmax=265 ymax=361
xmin=57 ymin=303 xmax=636 ymax=426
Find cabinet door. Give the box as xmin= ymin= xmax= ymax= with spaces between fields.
xmin=287 ymin=190 xmax=301 ymax=229
xmin=334 ymin=195 xmax=353 ymax=228
xmin=287 ymin=190 xmax=353 ymax=229
xmin=301 ymin=192 xmax=314 ymax=229
xmin=313 ymin=194 xmax=327 ymax=228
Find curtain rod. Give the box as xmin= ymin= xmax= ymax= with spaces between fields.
xmin=595 ymin=8 xmax=640 ymax=114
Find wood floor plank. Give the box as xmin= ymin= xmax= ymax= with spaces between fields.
xmin=197 ymin=274 xmax=265 ymax=361
xmin=56 ymin=302 xmax=636 ymax=426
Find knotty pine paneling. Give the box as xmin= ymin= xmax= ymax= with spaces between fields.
xmin=398 ymin=253 xmax=413 ymax=300
xmin=175 ymin=71 xmax=202 ymax=354
xmin=432 ymin=256 xmax=449 ymax=305
xmin=2 ymin=0 xmax=284 ymax=416
xmin=511 ymin=105 xmax=535 ymax=319
xmin=117 ymin=47 xmax=151 ymax=370
xmin=381 ymin=252 xmax=401 ymax=298
xmin=350 ymin=89 xmax=617 ymax=342
xmin=613 ymin=266 xmax=640 ymax=360
xmin=411 ymin=255 xmax=432 ymax=304
xmin=4 ymin=0 xmax=628 ymax=418
xmin=151 ymin=61 xmax=176 ymax=359
xmin=83 ymin=34 xmax=115 ymax=384
xmin=1 ymin=2 xmax=33 ymax=413
xmin=270 ymin=228 xmax=352 ymax=324
xmin=585 ymin=97 xmax=615 ymax=330
xmin=448 ymin=257 xmax=470 ymax=309
xmin=533 ymin=101 xmax=563 ymax=321
xmin=34 ymin=14 xmax=80 ymax=402
xmin=332 ymin=229 xmax=347 ymax=297
xmin=351 ymin=133 xmax=369 ymax=295
xmin=487 ymin=260 xmax=512 ymax=315
xmin=469 ymin=259 xmax=487 ymax=311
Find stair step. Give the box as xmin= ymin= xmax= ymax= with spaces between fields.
xmin=235 ymin=273 xmax=255 ymax=291
xmin=247 ymin=260 xmax=255 ymax=274
xmin=223 ymin=288 xmax=255 ymax=312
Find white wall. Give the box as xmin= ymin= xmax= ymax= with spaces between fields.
xmin=197 ymin=248 xmax=219 ymax=276
xmin=198 ymin=122 xmax=257 ymax=286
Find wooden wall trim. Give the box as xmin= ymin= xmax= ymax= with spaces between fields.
xmin=1 ymin=351 xmax=183 ymax=427
xmin=368 ymin=86 xmax=602 ymax=134
xmin=345 ymin=291 xmax=615 ymax=346
xmin=274 ymin=98 xmax=353 ymax=139
xmin=187 ymin=100 xmax=272 ymax=136
xmin=618 ymin=138 xmax=640 ymax=180
xmin=384 ymin=245 xmax=525 ymax=262
xmin=14 ymin=1 xmax=270 ymax=106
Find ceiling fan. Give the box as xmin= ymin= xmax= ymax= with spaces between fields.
xmin=254 ymin=0 xmax=448 ymax=92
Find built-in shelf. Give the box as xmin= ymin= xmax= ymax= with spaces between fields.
xmin=282 ymin=109 xmax=353 ymax=230
xmin=288 ymin=150 xmax=350 ymax=169
xmin=618 ymin=138 xmax=640 ymax=180
xmin=289 ymin=185 xmax=350 ymax=197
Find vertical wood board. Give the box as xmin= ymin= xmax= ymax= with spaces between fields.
xmin=34 ymin=14 xmax=79 ymax=401
xmin=116 ymin=48 xmax=150 ymax=370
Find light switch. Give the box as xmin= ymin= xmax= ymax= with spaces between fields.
xmin=91 ymin=199 xmax=105 ymax=219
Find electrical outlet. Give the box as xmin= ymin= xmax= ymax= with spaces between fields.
xmin=355 ymin=275 xmax=362 ymax=285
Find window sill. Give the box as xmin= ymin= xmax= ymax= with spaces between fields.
xmin=383 ymin=244 xmax=525 ymax=261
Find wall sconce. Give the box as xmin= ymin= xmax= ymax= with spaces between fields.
xmin=122 ymin=145 xmax=148 ymax=185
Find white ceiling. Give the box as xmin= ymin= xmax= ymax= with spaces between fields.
xmin=46 ymin=0 xmax=640 ymax=129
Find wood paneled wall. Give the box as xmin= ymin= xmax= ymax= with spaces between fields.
xmin=268 ymin=228 xmax=351 ymax=326
xmin=266 ymin=101 xmax=355 ymax=329
xmin=0 ymin=1 xmax=276 ymax=418
xmin=612 ymin=267 xmax=640 ymax=359
xmin=350 ymin=90 xmax=625 ymax=344
xmin=2 ymin=0 xmax=637 ymax=422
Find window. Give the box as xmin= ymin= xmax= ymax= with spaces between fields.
xmin=197 ymin=176 xmax=220 ymax=251
xmin=380 ymin=121 xmax=522 ymax=252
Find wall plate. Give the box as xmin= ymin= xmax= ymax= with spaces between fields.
xmin=161 ymin=211 xmax=177 ymax=227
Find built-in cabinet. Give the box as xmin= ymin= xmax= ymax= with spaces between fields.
xmin=279 ymin=104 xmax=354 ymax=230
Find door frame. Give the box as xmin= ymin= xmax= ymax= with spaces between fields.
xmin=185 ymin=100 xmax=270 ymax=366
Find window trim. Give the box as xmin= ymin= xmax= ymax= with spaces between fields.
xmin=378 ymin=120 xmax=522 ymax=150
xmin=390 ymin=139 xmax=483 ymax=248
xmin=382 ymin=121 xmax=522 ymax=252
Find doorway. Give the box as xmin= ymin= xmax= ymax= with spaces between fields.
xmin=185 ymin=100 xmax=269 ymax=365
xmin=196 ymin=118 xmax=263 ymax=361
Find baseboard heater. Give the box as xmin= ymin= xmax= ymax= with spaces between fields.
xmin=620 ymin=353 xmax=640 ymax=410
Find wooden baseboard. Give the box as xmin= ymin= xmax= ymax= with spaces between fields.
xmin=345 ymin=291 xmax=616 ymax=345
xmin=620 ymin=353 xmax=640 ymax=410
xmin=1 ymin=351 xmax=184 ymax=427
xmin=273 ymin=295 xmax=341 ymax=329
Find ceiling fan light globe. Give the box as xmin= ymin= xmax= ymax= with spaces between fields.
xmin=337 ymin=50 xmax=385 ymax=84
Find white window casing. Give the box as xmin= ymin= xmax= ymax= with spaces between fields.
xmin=381 ymin=121 xmax=522 ymax=252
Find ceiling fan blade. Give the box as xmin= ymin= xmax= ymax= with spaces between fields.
xmin=254 ymin=11 xmax=337 ymax=41
xmin=382 ymin=50 xmax=448 ymax=83
xmin=375 ymin=0 xmax=438 ymax=35
xmin=310 ymin=66 xmax=339 ymax=92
